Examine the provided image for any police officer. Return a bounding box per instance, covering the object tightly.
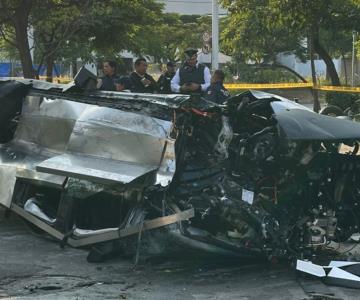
[129,58,157,93]
[97,60,119,91]
[115,76,132,92]
[205,70,230,104]
[157,62,176,94]
[171,48,211,94]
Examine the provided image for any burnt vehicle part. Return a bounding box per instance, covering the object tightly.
[168,90,360,260]
[1,80,360,262]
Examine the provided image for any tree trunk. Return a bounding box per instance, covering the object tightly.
[313,37,340,86]
[13,0,35,78]
[14,20,34,78]
[46,53,54,82]
[309,34,320,113]
[71,58,78,77]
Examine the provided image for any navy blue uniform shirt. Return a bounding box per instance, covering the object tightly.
[99,74,119,91]
[205,82,230,104]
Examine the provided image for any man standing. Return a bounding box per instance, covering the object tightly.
[97,60,119,91]
[157,62,176,94]
[205,70,230,104]
[129,58,157,93]
[171,48,211,94]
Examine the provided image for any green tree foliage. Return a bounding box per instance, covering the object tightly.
[32,0,165,80]
[0,26,19,61]
[0,0,165,79]
[221,0,360,86]
[140,14,211,63]
[86,0,163,58]
[0,0,36,78]
[32,0,91,80]
[221,0,305,64]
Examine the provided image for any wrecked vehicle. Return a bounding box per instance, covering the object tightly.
[1,74,360,263]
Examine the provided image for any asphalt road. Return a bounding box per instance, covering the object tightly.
[1,209,360,300]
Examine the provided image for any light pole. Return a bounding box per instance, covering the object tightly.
[352,31,357,87]
[212,0,219,71]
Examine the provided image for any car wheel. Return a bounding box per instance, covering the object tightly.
[320,105,344,117]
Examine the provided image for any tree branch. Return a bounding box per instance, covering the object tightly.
[256,63,308,83]
[0,26,17,47]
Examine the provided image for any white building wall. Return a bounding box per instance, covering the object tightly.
[158,0,227,15]
[277,53,341,78]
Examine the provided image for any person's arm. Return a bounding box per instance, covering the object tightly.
[201,67,211,92]
[171,69,181,93]
[145,74,157,91]
[128,73,138,92]
[96,78,103,89]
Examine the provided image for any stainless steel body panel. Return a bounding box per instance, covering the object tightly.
[37,153,157,185]
[67,106,171,165]
[0,165,17,208]
[0,90,176,206]
[14,97,87,153]
[0,143,66,207]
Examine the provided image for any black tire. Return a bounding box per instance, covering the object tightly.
[320,105,344,117]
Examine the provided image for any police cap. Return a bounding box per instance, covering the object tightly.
[184,47,198,59]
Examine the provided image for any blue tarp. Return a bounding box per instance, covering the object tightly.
[0,63,61,77]
[0,63,10,77]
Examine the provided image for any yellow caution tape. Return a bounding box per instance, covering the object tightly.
[38,76,72,84]
[314,85,360,93]
[13,76,360,93]
[224,82,313,89]
[224,82,360,93]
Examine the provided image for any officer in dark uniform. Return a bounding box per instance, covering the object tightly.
[171,48,211,94]
[157,62,176,94]
[97,60,119,91]
[129,58,157,93]
[205,69,230,104]
[115,76,132,92]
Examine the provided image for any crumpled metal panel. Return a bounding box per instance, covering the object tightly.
[37,153,158,185]
[0,143,67,207]
[0,77,74,92]
[0,84,178,206]
[156,138,177,186]
[90,90,190,109]
[16,168,66,189]
[1,78,191,109]
[38,105,176,184]
[67,106,171,165]
[14,97,87,153]
[275,109,360,141]
[0,165,17,208]
[231,89,312,113]
[0,95,81,206]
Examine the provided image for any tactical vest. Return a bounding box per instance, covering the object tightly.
[179,64,205,85]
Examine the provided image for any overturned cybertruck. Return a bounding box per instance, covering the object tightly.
[1,77,360,262]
